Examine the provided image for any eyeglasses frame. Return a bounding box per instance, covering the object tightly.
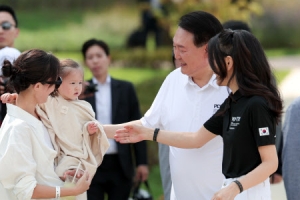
[0,21,16,31]
[43,76,62,89]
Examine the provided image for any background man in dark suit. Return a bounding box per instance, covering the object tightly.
[81,39,149,200]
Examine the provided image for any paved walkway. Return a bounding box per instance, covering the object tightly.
[270,55,300,113]
[269,55,300,200]
[269,55,300,70]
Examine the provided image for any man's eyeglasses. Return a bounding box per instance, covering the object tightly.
[43,77,62,89]
[0,22,15,31]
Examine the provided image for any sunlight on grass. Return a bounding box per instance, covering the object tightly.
[145,165,164,200]
[16,5,140,52]
[273,69,290,84]
[108,67,170,84]
[56,52,172,84]
[266,48,300,57]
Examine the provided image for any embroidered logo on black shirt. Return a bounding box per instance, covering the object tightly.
[229,116,241,130]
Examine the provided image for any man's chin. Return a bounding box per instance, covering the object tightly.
[180,66,188,74]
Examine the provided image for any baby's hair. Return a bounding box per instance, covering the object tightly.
[51,59,83,96]
[59,59,83,78]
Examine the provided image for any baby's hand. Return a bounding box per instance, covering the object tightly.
[1,93,18,104]
[87,122,98,135]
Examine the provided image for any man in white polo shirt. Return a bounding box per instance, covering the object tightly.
[105,11,228,199]
[142,11,228,200]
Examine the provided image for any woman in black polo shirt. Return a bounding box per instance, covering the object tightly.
[115,29,282,200]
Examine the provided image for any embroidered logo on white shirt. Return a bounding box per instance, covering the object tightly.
[213,104,221,114]
[259,127,269,136]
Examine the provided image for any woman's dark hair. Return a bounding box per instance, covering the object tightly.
[2,49,60,93]
[178,11,223,47]
[222,20,251,33]
[81,39,110,60]
[208,29,283,123]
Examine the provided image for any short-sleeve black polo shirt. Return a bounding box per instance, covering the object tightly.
[204,90,276,178]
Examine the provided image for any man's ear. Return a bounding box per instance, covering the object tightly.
[204,44,208,54]
[203,44,208,59]
[107,55,111,65]
[14,28,20,39]
[225,56,233,71]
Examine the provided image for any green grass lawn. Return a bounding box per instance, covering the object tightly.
[16,5,140,52]
[266,48,300,57]
[274,69,290,84]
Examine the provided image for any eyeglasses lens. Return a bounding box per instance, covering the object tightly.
[1,22,13,30]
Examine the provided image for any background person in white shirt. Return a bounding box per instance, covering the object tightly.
[0,5,19,50]
[0,47,20,93]
[0,5,21,125]
[0,49,91,200]
[103,11,229,200]
[0,47,20,69]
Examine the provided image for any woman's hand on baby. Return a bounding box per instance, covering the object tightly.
[74,170,91,195]
[1,93,18,104]
[62,169,91,195]
[61,169,84,181]
[87,122,98,135]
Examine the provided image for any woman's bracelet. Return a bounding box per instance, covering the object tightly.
[153,128,160,142]
[55,186,60,199]
[233,180,243,193]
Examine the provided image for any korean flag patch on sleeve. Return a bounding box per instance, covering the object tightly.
[259,127,270,136]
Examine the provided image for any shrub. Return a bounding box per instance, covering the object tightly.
[252,0,300,49]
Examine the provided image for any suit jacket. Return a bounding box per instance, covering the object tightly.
[84,77,147,179]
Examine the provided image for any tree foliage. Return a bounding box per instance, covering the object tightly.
[154,0,263,35]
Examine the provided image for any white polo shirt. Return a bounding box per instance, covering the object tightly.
[141,68,229,200]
